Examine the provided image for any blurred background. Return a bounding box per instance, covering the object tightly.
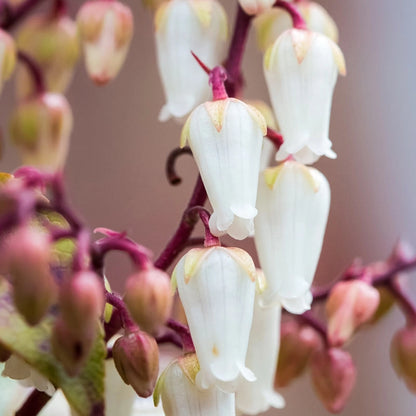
[1,0,416,414]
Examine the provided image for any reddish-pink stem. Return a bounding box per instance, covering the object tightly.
[267,127,284,150]
[273,1,307,30]
[185,206,220,247]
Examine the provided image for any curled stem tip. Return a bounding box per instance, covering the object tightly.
[184,206,220,247]
[167,318,195,353]
[166,146,193,186]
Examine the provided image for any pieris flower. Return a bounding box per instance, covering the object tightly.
[238,0,275,16]
[77,0,134,85]
[264,28,346,164]
[254,161,330,313]
[155,0,228,121]
[181,98,266,240]
[236,283,285,415]
[254,2,339,53]
[154,354,235,415]
[172,246,257,391]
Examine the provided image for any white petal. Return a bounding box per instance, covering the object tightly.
[264,29,342,164]
[239,0,275,15]
[160,361,235,416]
[175,247,256,391]
[236,300,285,414]
[188,99,264,240]
[155,0,227,122]
[254,161,330,313]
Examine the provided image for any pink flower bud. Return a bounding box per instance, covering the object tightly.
[326,280,380,347]
[15,12,79,98]
[10,93,73,172]
[124,267,173,335]
[113,330,159,397]
[1,225,57,325]
[51,317,97,376]
[390,325,416,393]
[60,271,104,332]
[77,0,134,85]
[275,321,321,388]
[310,348,357,413]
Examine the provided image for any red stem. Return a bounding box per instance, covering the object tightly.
[17,51,45,96]
[15,390,51,416]
[1,0,48,29]
[273,1,307,30]
[154,176,207,270]
[266,127,284,150]
[105,292,136,332]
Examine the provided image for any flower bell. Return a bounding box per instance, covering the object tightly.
[181,85,266,240]
[254,161,330,313]
[77,0,133,85]
[238,0,274,16]
[15,12,79,98]
[236,283,285,415]
[154,353,236,415]
[172,246,256,391]
[254,2,338,53]
[264,28,346,164]
[9,93,73,172]
[0,29,16,95]
[155,0,228,121]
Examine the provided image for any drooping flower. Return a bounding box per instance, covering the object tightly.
[238,0,275,16]
[154,353,235,415]
[254,161,330,313]
[77,0,134,85]
[264,28,346,164]
[172,246,256,391]
[254,2,338,52]
[181,98,266,240]
[15,12,79,98]
[236,278,285,415]
[9,93,73,172]
[155,0,228,121]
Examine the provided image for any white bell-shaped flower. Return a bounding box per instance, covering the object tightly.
[155,0,228,122]
[181,98,266,240]
[172,246,257,391]
[236,283,285,415]
[254,161,330,313]
[238,0,274,16]
[254,2,339,53]
[264,29,346,164]
[154,354,235,416]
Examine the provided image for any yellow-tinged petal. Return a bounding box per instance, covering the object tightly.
[104,277,113,323]
[171,266,178,292]
[291,29,315,64]
[245,99,278,131]
[0,172,13,184]
[180,115,191,148]
[263,165,284,189]
[190,0,213,29]
[178,353,200,384]
[183,247,215,283]
[153,361,170,406]
[225,247,256,282]
[154,1,171,33]
[263,41,275,71]
[330,41,346,76]
[244,102,267,136]
[204,99,229,133]
[255,269,267,294]
[254,9,284,52]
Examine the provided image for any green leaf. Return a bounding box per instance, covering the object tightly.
[0,279,105,416]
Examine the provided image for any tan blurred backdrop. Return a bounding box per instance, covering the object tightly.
[1,0,416,414]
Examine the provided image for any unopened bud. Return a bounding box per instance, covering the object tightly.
[275,321,321,387]
[370,286,395,323]
[77,0,134,85]
[113,329,159,397]
[326,280,380,347]
[10,93,73,172]
[51,316,97,376]
[60,271,104,331]
[0,29,16,94]
[124,267,173,335]
[15,12,79,99]
[1,225,57,325]
[391,325,416,393]
[310,348,357,413]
